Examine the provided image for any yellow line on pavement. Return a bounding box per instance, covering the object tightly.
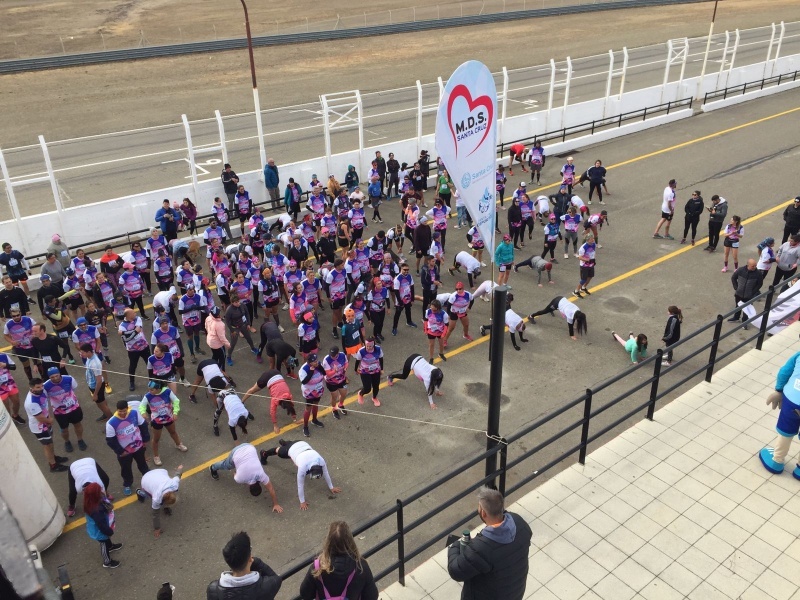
[54,102,800,534]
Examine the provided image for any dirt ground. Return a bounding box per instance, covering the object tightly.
[1,0,799,148]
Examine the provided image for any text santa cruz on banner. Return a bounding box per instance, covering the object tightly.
[435,60,498,262]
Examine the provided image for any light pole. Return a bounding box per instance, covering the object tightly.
[239,0,267,168]
[697,0,720,100]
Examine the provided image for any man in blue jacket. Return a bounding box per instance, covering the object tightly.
[447,487,532,600]
[263,158,280,210]
[155,200,181,242]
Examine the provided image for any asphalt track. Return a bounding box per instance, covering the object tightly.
[1,22,799,219]
[17,86,800,599]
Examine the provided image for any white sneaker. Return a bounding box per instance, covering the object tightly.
[482,296,490,303]
[453,225,460,229]
[481,261,487,267]
[597,244,603,248]
[564,253,569,259]
[588,200,592,205]
[278,325,286,333]
[281,303,288,311]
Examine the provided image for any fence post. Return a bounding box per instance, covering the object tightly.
[642,106,648,122]
[498,437,508,495]
[705,315,724,382]
[756,286,775,350]
[396,500,405,586]
[646,350,664,421]
[667,100,671,114]
[578,389,593,464]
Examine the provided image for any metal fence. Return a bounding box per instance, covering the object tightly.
[276,279,799,595]
[703,68,800,103]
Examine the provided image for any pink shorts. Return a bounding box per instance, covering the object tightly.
[0,382,19,400]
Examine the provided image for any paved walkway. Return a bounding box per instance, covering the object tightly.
[380,324,800,600]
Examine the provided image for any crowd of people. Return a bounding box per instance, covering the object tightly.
[2,144,799,600]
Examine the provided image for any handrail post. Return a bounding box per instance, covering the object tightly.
[756,286,775,350]
[705,315,724,382]
[578,389,593,464]
[647,350,664,421]
[498,437,508,495]
[396,499,406,586]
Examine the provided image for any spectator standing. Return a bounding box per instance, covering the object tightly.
[781,196,800,244]
[41,253,67,288]
[662,305,683,366]
[586,160,607,205]
[374,151,387,192]
[284,178,304,222]
[653,179,676,240]
[221,163,240,212]
[418,150,431,192]
[299,521,379,600]
[47,234,71,269]
[705,194,728,252]
[772,234,800,288]
[344,165,359,192]
[680,190,704,245]
[180,198,198,236]
[447,487,532,600]
[386,153,400,198]
[206,531,281,600]
[0,243,32,300]
[155,200,181,242]
[263,159,280,209]
[728,259,762,324]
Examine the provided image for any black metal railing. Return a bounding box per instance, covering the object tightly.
[497,97,693,158]
[703,69,800,104]
[278,280,800,596]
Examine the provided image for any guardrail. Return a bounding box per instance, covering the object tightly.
[498,96,693,157]
[18,94,693,270]
[703,69,800,103]
[0,0,703,73]
[276,279,799,595]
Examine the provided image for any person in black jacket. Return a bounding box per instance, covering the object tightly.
[207,531,281,600]
[681,190,704,245]
[728,259,763,323]
[507,197,524,249]
[662,305,683,366]
[386,153,400,198]
[550,185,571,223]
[447,487,532,600]
[299,521,378,600]
[782,196,800,244]
[420,255,441,319]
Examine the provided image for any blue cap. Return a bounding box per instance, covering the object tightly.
[76,317,88,325]
[40,274,51,281]
[46,367,60,377]
[307,353,318,363]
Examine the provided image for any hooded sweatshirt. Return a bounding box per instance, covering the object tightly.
[205,315,229,350]
[206,557,281,600]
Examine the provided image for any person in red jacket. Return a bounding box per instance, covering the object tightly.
[507,142,527,176]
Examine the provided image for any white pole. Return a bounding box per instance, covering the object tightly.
[39,135,67,238]
[718,30,730,76]
[500,67,508,145]
[562,56,572,110]
[766,22,776,63]
[356,91,365,177]
[0,147,28,254]
[253,88,267,168]
[320,96,333,180]
[772,21,786,77]
[618,47,628,99]
[604,49,614,119]
[437,76,444,101]
[181,115,201,205]
[663,39,673,88]
[215,110,229,166]
[547,58,556,112]
[728,28,740,73]
[697,0,718,100]
[416,80,423,154]
[678,38,688,86]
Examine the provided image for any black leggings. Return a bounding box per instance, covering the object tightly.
[683,215,700,241]
[393,303,413,329]
[129,295,147,317]
[524,217,535,239]
[541,241,557,259]
[498,189,505,207]
[127,349,151,384]
[229,327,255,356]
[118,447,149,487]
[370,309,386,338]
[589,182,603,202]
[389,354,443,397]
[264,439,299,460]
[773,266,797,288]
[509,225,523,247]
[212,347,226,370]
[68,463,110,508]
[138,272,152,293]
[359,372,381,398]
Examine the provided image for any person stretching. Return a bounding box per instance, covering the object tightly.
[529,296,587,341]
[479,293,529,351]
[611,331,648,364]
[387,354,444,409]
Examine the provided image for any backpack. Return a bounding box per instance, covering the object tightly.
[313,558,356,600]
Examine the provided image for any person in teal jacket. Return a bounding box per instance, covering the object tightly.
[612,331,648,363]
[284,179,304,221]
[495,234,515,287]
[83,482,123,568]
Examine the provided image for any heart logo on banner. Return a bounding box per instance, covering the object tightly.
[446,84,494,159]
